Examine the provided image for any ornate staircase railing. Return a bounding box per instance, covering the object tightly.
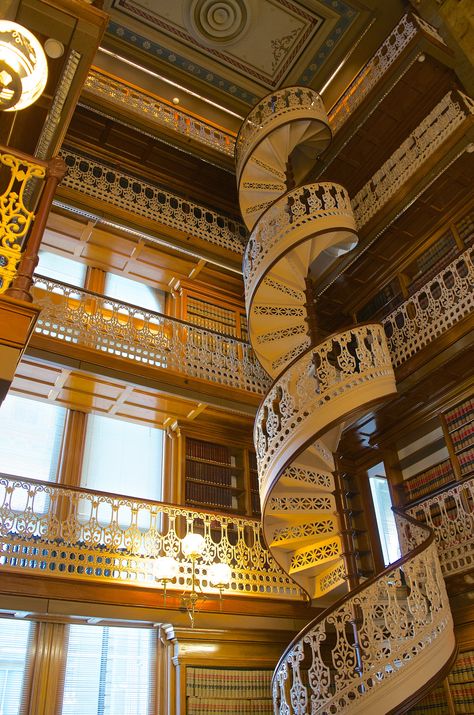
[407,475,474,578]
[272,511,455,715]
[235,86,455,712]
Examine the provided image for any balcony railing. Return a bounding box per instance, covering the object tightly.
[31,276,270,395]
[382,247,473,368]
[407,475,474,578]
[0,474,302,600]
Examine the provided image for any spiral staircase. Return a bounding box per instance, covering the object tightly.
[235,88,455,713]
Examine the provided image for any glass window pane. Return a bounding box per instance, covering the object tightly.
[62,625,154,715]
[368,468,400,565]
[0,619,33,715]
[81,414,163,502]
[104,273,164,313]
[0,395,66,482]
[37,251,86,288]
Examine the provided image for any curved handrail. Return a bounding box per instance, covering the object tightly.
[272,509,454,712]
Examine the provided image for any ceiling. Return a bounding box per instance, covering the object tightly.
[99,0,407,122]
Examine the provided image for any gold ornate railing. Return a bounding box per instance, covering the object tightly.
[407,475,474,578]
[0,474,302,600]
[382,246,473,368]
[0,146,66,300]
[273,511,454,714]
[0,148,47,293]
[31,275,270,394]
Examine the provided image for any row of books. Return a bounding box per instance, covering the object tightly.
[459,447,474,476]
[185,481,236,510]
[357,280,401,322]
[450,650,474,684]
[451,423,474,453]
[187,698,272,715]
[186,438,236,465]
[187,667,272,699]
[451,684,474,714]
[408,244,458,296]
[414,228,456,274]
[408,685,446,714]
[404,459,454,501]
[186,459,237,485]
[456,209,474,246]
[445,398,474,433]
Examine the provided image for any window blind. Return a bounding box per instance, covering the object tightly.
[368,466,400,565]
[61,624,155,715]
[37,250,86,287]
[0,618,35,715]
[0,395,66,483]
[104,273,164,314]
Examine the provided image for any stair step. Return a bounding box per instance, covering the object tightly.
[270,516,338,549]
[289,536,341,575]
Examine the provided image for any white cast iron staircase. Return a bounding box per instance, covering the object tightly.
[235,87,455,713]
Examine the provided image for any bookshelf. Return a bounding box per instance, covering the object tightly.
[444,397,474,479]
[184,438,245,512]
[407,649,474,714]
[186,666,273,715]
[400,394,474,506]
[248,451,261,518]
[354,202,473,324]
[175,282,248,340]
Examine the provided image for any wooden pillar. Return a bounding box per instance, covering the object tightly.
[26,622,67,715]
[85,266,106,294]
[165,423,183,505]
[57,409,88,487]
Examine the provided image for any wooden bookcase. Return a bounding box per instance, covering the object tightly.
[399,393,474,506]
[408,648,474,714]
[174,280,248,340]
[182,437,260,517]
[355,201,473,324]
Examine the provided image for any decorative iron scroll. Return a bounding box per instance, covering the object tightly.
[32,276,270,395]
[0,151,45,293]
[59,149,247,254]
[407,476,474,578]
[0,474,302,600]
[382,247,473,367]
[273,512,452,713]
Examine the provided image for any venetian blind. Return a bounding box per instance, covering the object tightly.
[0,395,66,482]
[37,250,86,287]
[104,272,164,313]
[0,618,35,715]
[61,624,155,715]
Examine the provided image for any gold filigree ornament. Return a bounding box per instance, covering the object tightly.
[0,151,45,293]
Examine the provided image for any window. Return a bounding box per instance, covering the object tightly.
[81,414,163,503]
[61,624,155,715]
[104,273,164,314]
[37,251,86,288]
[368,464,400,566]
[0,394,66,482]
[0,618,34,715]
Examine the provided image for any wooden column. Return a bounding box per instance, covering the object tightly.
[85,266,106,294]
[165,424,183,505]
[26,622,67,715]
[57,410,88,487]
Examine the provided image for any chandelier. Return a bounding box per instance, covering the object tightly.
[0,21,48,111]
[155,533,232,627]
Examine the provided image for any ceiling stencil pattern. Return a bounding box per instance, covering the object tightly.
[106,0,359,103]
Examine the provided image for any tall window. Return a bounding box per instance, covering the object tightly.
[0,394,66,482]
[61,624,155,715]
[0,618,34,715]
[104,272,164,313]
[81,414,163,502]
[37,250,86,288]
[368,463,400,566]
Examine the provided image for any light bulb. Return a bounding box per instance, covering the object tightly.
[209,562,231,589]
[0,21,48,111]
[182,532,205,559]
[154,556,179,582]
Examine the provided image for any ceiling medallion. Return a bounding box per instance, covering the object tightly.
[189,0,251,47]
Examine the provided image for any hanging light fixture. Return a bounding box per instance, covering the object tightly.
[0,20,48,111]
[155,532,231,627]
